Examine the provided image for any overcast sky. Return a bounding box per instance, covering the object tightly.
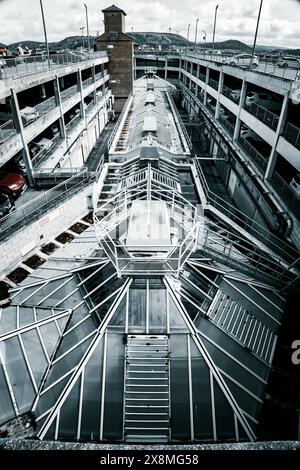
[0,0,300,48]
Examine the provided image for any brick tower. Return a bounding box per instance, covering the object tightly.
[96,5,133,113]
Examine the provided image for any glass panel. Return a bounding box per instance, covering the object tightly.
[103,333,125,440]
[128,288,146,331]
[170,334,190,440]
[56,317,97,359]
[57,317,69,334]
[58,376,80,439]
[21,329,48,386]
[38,321,60,356]
[80,340,104,440]
[149,288,167,333]
[109,296,126,327]
[0,306,17,335]
[0,337,35,413]
[213,379,236,439]
[35,307,55,321]
[190,339,213,440]
[19,307,35,328]
[45,336,95,388]
[168,294,187,330]
[0,365,15,424]
[35,375,70,418]
[63,302,90,333]
[222,377,261,420]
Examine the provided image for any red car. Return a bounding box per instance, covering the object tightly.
[0,170,27,199]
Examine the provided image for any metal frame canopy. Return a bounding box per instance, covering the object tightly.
[0,75,289,445]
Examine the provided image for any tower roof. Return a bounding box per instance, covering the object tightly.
[102,4,127,16]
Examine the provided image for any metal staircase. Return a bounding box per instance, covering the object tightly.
[124,335,171,443]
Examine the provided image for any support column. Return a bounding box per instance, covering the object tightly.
[215,71,224,120]
[265,93,289,179]
[233,79,247,141]
[91,64,97,104]
[10,89,34,186]
[77,69,86,123]
[165,57,168,80]
[195,63,200,97]
[54,76,66,139]
[203,67,209,106]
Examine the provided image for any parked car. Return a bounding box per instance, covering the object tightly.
[20,106,39,125]
[0,191,15,218]
[240,128,264,143]
[4,154,27,177]
[245,92,282,111]
[31,137,53,161]
[230,89,241,101]
[224,54,259,69]
[0,170,27,199]
[277,56,300,69]
[289,173,300,198]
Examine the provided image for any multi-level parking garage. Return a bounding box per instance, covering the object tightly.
[135,52,300,249]
[0,4,300,449]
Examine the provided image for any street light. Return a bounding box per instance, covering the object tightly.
[195,18,199,44]
[80,26,85,51]
[186,23,191,52]
[39,0,50,68]
[250,0,263,68]
[212,4,219,58]
[84,4,90,51]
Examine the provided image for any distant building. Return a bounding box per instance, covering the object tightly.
[95,4,133,113]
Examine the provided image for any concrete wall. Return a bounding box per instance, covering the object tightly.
[0,183,93,277]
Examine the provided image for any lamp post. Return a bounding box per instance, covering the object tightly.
[195,18,199,45]
[250,0,263,68]
[84,4,90,51]
[80,26,85,51]
[212,4,219,58]
[39,0,50,68]
[186,23,191,52]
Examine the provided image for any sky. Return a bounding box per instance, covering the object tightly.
[0,0,300,48]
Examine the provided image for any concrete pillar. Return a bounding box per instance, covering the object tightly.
[215,71,224,120]
[92,64,97,104]
[134,56,137,81]
[54,76,66,139]
[265,93,289,179]
[195,63,200,97]
[203,67,209,106]
[101,64,105,94]
[77,69,86,123]
[10,89,34,186]
[165,57,168,80]
[233,79,247,141]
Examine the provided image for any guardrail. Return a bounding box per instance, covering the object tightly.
[194,157,299,264]
[107,92,133,151]
[284,122,300,149]
[0,120,17,144]
[31,133,63,167]
[219,114,235,136]
[60,84,79,102]
[208,77,219,90]
[0,51,107,80]
[246,102,279,131]
[0,171,94,241]
[270,171,300,220]
[239,136,268,172]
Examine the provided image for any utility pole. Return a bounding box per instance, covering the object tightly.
[186,23,191,53]
[84,4,90,50]
[212,4,219,59]
[195,18,199,44]
[39,0,50,68]
[80,26,85,51]
[250,0,263,68]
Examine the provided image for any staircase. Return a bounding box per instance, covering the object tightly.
[124,335,170,443]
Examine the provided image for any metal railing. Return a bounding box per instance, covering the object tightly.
[208,77,219,90]
[35,96,57,116]
[0,120,17,144]
[82,76,93,88]
[270,171,300,220]
[239,136,268,172]
[65,113,82,132]
[284,122,300,149]
[0,51,107,80]
[222,85,239,103]
[31,133,63,167]
[246,102,279,131]
[194,157,300,265]
[219,114,235,136]
[60,84,79,102]
[0,171,93,241]
[107,92,133,151]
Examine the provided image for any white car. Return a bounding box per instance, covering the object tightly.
[20,106,39,125]
[277,56,300,69]
[240,128,263,143]
[224,53,259,69]
[289,174,300,198]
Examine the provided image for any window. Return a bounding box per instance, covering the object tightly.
[109,31,118,39]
